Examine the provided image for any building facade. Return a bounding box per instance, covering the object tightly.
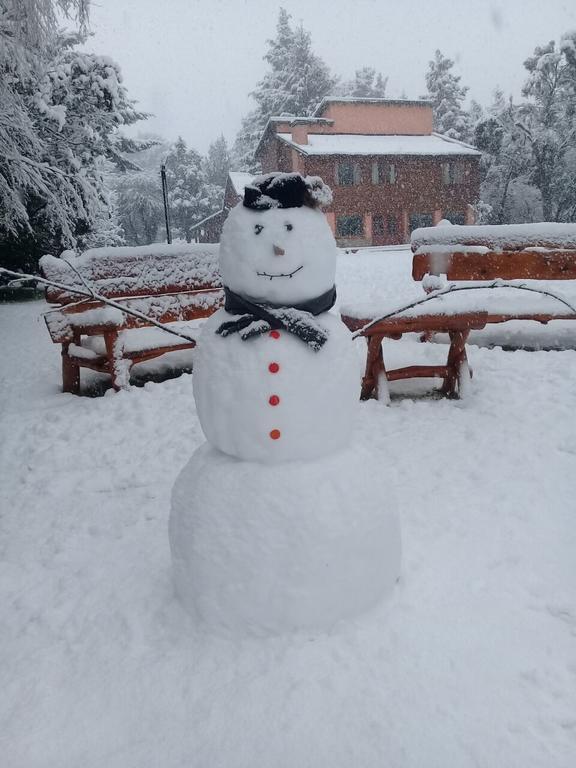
[255,98,481,247]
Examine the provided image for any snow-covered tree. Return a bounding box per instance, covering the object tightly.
[232,8,337,171]
[205,135,232,189]
[116,172,164,246]
[516,38,576,221]
[424,50,471,141]
[339,67,388,98]
[475,93,539,223]
[0,1,146,270]
[164,137,221,243]
[80,188,126,249]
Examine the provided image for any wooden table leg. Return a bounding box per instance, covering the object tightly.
[61,329,81,394]
[360,334,385,400]
[104,330,129,391]
[61,342,80,394]
[441,330,470,398]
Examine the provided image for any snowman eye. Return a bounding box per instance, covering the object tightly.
[285,223,293,231]
[254,224,263,235]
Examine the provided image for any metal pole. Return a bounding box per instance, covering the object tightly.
[160,163,172,244]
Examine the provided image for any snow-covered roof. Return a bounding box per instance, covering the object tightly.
[228,171,255,196]
[276,132,481,157]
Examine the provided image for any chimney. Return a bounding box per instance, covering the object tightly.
[291,123,308,145]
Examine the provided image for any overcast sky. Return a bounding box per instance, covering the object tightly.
[83,0,576,154]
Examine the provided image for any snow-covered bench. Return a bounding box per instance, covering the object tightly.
[341,223,576,399]
[40,244,223,393]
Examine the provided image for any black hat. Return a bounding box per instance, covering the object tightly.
[243,173,331,211]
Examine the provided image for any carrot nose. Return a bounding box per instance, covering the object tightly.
[273,244,285,256]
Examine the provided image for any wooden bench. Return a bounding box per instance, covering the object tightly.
[341,223,576,400]
[40,244,223,394]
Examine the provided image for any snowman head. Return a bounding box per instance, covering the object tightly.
[220,173,336,306]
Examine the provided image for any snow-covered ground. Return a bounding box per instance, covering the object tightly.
[1,248,576,767]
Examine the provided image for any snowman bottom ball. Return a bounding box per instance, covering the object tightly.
[169,442,401,635]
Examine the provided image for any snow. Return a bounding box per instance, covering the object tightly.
[219,204,336,305]
[82,323,198,356]
[277,132,481,156]
[411,222,576,251]
[2,245,576,766]
[170,443,400,634]
[194,310,359,462]
[44,292,223,343]
[40,243,221,303]
[228,171,254,195]
[182,197,386,631]
[342,284,576,321]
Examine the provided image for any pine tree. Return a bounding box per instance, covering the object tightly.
[339,67,388,98]
[424,50,471,141]
[164,137,221,243]
[232,9,337,172]
[205,135,232,189]
[517,38,576,220]
[116,173,165,245]
[475,92,538,223]
[80,189,126,249]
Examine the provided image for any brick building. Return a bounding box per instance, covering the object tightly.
[192,98,481,246]
[255,98,481,247]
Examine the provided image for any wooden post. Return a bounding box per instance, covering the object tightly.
[61,342,80,394]
[360,334,384,400]
[104,330,123,391]
[441,330,470,398]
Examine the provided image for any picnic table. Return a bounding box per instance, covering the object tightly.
[341,223,576,399]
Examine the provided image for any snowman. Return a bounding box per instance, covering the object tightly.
[170,173,401,635]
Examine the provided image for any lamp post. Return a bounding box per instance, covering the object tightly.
[160,163,172,244]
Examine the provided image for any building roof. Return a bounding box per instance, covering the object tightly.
[228,171,254,196]
[313,97,433,116]
[276,132,481,157]
[254,116,334,158]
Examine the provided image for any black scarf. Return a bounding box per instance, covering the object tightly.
[215,286,336,352]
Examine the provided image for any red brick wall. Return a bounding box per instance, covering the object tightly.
[258,138,292,174]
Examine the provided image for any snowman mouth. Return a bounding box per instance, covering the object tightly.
[256,265,304,281]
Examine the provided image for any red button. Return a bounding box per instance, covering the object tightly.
[270,429,281,440]
[269,395,280,406]
[270,330,280,339]
[268,362,280,373]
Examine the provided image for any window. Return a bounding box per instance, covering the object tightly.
[371,162,397,184]
[409,213,433,232]
[387,216,398,235]
[373,215,385,235]
[337,161,361,186]
[442,162,466,185]
[445,211,466,225]
[337,215,364,237]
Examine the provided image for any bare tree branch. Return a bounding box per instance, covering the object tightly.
[0,267,209,345]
